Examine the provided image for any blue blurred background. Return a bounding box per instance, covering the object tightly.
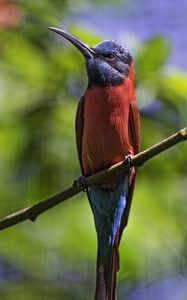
[0,0,187,299]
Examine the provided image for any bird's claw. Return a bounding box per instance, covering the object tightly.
[74,175,87,192]
[124,154,132,169]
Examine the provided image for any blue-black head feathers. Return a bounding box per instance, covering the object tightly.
[87,40,132,86]
[49,27,133,86]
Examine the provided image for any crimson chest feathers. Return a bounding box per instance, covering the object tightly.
[82,78,136,175]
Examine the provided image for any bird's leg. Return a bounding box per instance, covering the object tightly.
[74,175,87,192]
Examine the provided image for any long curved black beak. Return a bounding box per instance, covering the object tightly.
[49,27,95,59]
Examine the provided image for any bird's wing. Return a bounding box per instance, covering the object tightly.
[118,100,140,241]
[129,100,140,154]
[75,96,85,174]
[75,97,95,215]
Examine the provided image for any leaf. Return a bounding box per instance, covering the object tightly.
[160,70,187,101]
[135,36,170,80]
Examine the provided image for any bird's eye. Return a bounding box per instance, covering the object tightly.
[107,53,116,60]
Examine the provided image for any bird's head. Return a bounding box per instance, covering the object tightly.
[49,27,133,87]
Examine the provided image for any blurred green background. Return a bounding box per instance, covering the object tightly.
[0,0,187,299]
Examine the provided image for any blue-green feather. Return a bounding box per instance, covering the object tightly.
[88,174,128,256]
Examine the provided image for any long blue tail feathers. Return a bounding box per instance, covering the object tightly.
[88,174,129,299]
[88,174,129,256]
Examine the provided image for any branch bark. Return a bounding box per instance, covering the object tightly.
[0,127,186,231]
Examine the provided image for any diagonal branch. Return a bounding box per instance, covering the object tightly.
[0,127,186,231]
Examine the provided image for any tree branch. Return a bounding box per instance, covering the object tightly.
[0,127,186,231]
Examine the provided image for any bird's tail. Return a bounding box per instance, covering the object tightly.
[88,174,129,300]
[95,238,119,300]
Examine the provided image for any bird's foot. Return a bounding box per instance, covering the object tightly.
[125,154,135,185]
[74,175,87,192]
[124,154,132,169]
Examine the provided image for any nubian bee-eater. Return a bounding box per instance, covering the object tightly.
[49,27,140,300]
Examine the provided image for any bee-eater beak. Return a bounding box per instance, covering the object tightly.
[49,27,95,59]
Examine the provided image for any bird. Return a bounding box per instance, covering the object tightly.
[49,27,140,300]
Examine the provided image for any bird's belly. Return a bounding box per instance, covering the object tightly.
[82,87,133,175]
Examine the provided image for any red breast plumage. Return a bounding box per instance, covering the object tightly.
[82,69,136,176]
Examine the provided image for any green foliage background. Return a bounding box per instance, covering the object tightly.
[0,1,187,299]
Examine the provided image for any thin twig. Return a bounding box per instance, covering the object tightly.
[0,127,186,231]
